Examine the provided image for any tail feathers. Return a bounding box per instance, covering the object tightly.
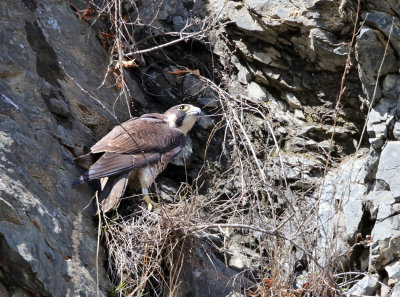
[72,152,95,187]
[71,174,89,187]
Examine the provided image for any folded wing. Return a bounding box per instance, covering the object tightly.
[91,116,184,154]
[72,115,185,185]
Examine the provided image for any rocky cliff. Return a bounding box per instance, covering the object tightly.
[0,0,400,296]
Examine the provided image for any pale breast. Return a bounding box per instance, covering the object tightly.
[137,162,168,189]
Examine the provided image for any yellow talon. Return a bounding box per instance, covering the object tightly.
[143,194,159,211]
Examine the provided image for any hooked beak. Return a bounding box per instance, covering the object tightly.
[188,106,201,116]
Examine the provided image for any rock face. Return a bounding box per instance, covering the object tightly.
[1,0,400,296]
[0,0,140,295]
[205,0,400,295]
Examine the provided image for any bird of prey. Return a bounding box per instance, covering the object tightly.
[72,104,201,213]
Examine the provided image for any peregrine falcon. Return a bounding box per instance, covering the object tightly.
[72,104,201,213]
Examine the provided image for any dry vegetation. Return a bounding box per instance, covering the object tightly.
[100,77,343,296]
[69,0,390,296]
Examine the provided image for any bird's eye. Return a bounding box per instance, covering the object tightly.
[178,105,187,111]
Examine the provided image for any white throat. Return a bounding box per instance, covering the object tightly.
[179,114,197,135]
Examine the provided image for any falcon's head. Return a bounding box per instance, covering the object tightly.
[164,104,201,134]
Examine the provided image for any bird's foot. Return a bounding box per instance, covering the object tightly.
[143,194,159,211]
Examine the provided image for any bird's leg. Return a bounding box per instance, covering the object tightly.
[142,188,159,211]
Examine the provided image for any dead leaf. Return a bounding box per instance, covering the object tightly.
[70,4,97,21]
[101,32,116,39]
[168,68,200,77]
[302,282,310,289]
[112,71,127,91]
[82,6,97,20]
[117,78,122,91]
[168,69,190,75]
[264,278,273,288]
[121,59,138,68]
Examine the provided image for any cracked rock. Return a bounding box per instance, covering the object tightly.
[318,155,369,261]
[348,275,379,296]
[393,121,400,140]
[238,66,251,84]
[363,11,400,55]
[309,28,348,70]
[382,74,400,100]
[286,92,302,109]
[376,141,400,199]
[198,113,215,130]
[392,283,400,297]
[356,26,398,100]
[171,135,193,166]
[386,261,400,286]
[48,98,69,117]
[246,82,267,102]
[367,98,397,140]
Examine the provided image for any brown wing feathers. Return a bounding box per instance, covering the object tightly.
[72,115,185,186]
[84,152,161,181]
[91,117,183,154]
